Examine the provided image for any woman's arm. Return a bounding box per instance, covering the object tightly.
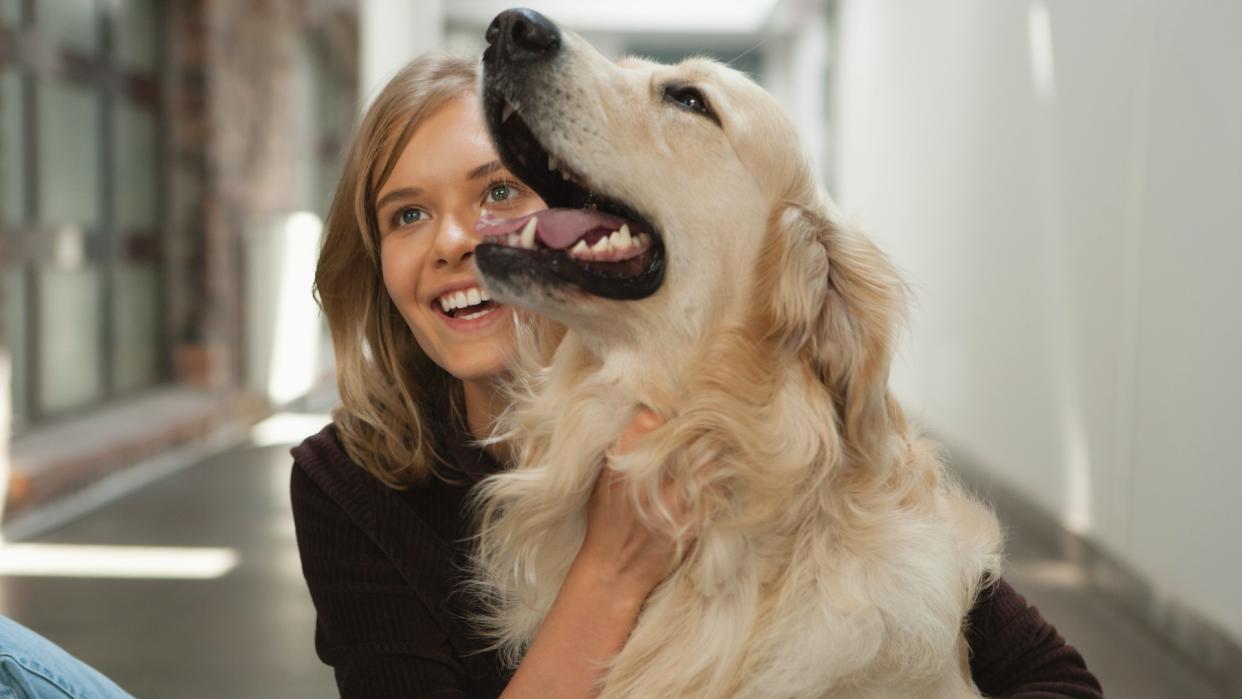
[966,578,1104,698]
[291,459,493,697]
[501,410,681,699]
[291,463,476,697]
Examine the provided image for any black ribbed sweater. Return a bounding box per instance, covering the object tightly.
[290,422,1104,698]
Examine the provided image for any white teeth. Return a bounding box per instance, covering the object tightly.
[547,154,558,171]
[502,103,516,122]
[520,217,538,250]
[507,233,520,246]
[610,227,633,251]
[636,233,651,249]
[437,286,492,313]
[591,236,611,256]
[570,240,590,258]
[560,168,571,181]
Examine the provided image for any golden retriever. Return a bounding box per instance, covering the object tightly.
[470,9,1003,698]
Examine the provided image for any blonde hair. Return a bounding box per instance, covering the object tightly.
[314,54,479,487]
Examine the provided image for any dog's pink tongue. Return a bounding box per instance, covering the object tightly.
[476,208,629,249]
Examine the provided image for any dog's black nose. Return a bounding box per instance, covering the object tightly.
[486,8,561,63]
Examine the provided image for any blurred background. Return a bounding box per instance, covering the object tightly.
[0,0,1238,697]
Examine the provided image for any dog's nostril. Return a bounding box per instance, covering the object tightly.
[491,8,561,61]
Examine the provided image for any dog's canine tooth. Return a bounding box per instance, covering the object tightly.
[560,168,571,180]
[547,154,558,172]
[609,229,628,250]
[616,224,633,249]
[520,217,538,249]
[502,103,516,122]
[571,239,590,258]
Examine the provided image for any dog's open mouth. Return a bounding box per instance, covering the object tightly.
[475,98,666,300]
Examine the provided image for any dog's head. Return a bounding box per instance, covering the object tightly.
[476,9,798,334]
[477,9,905,459]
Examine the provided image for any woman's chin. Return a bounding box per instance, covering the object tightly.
[439,332,516,384]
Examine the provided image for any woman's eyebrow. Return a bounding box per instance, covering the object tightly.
[375,186,423,212]
[466,160,503,180]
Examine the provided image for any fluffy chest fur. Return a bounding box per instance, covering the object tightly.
[472,331,1002,698]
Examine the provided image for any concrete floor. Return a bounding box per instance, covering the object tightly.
[0,422,1231,698]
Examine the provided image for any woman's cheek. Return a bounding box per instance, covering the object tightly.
[380,235,430,306]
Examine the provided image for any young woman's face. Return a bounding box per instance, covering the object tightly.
[375,95,545,382]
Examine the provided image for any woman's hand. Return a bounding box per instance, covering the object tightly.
[501,408,692,698]
[574,409,690,602]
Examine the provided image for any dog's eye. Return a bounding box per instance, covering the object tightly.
[664,85,717,122]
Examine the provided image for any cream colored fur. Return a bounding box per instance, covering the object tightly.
[473,28,1003,699]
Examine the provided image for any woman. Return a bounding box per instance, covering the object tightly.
[291,54,1103,698]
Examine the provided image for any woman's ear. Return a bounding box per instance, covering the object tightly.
[761,204,907,465]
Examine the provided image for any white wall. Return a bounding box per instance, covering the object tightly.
[833,0,1242,643]
[359,0,441,109]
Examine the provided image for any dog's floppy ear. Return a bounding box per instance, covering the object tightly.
[761,204,907,466]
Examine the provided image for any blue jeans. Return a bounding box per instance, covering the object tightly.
[0,615,133,698]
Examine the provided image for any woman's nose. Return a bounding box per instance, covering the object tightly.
[432,215,479,269]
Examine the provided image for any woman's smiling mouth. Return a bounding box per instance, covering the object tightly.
[431,282,506,331]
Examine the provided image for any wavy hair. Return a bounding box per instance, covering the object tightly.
[314,55,478,487]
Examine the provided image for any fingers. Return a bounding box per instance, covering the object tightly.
[616,408,665,455]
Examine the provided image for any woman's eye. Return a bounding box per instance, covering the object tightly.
[398,208,424,225]
[487,183,515,203]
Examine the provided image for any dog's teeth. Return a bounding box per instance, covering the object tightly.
[520,217,538,249]
[635,233,651,249]
[467,288,481,306]
[614,225,632,250]
[507,233,520,246]
[547,155,558,172]
[560,168,571,180]
[570,240,590,258]
[591,236,611,256]
[502,103,516,122]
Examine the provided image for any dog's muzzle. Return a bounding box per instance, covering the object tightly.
[475,8,667,303]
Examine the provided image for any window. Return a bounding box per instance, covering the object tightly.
[1,0,166,430]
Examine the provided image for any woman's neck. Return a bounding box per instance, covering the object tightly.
[461,377,509,460]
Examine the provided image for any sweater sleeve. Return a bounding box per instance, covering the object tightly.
[290,462,470,698]
[966,578,1104,698]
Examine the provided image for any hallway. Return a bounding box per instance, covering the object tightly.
[0,412,1228,698]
